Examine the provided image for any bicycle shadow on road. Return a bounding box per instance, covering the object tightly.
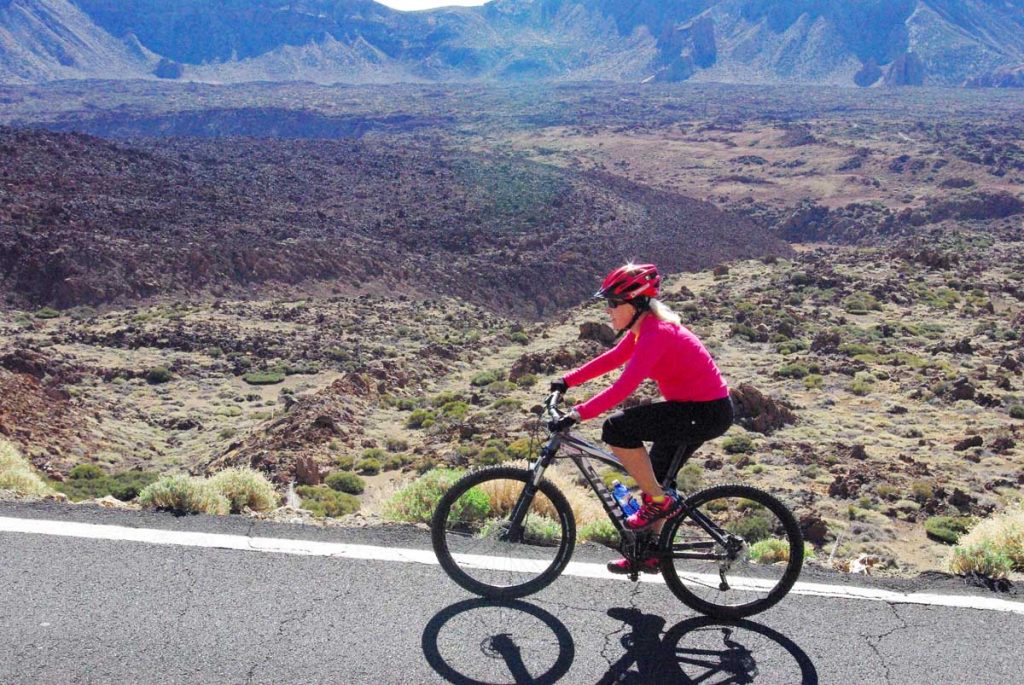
[422,597,575,685]
[598,607,819,685]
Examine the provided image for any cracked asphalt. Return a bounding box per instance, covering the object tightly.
[1,501,1021,684]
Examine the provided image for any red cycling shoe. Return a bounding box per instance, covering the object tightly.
[624,491,682,530]
[607,554,661,575]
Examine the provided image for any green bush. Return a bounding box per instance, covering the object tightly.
[406,408,437,429]
[208,468,279,513]
[722,435,755,454]
[138,475,230,515]
[386,437,409,452]
[356,458,381,475]
[296,485,360,518]
[146,367,173,384]
[56,465,159,502]
[676,463,704,494]
[243,371,286,385]
[803,374,824,390]
[515,374,538,388]
[842,293,882,314]
[777,363,810,379]
[384,468,466,524]
[0,439,54,497]
[506,437,533,460]
[949,543,1013,579]
[69,464,105,480]
[749,538,791,564]
[727,514,772,543]
[1010,405,1024,420]
[578,519,619,546]
[850,372,876,396]
[34,307,61,319]
[925,516,974,545]
[325,471,365,495]
[440,401,471,420]
[471,370,503,387]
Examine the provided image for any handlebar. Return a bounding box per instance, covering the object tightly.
[544,391,564,422]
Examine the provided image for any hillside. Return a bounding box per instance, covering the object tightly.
[0,127,787,316]
[2,0,1024,86]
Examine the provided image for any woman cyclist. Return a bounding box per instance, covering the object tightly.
[550,263,734,574]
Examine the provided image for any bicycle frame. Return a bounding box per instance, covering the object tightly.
[505,393,736,563]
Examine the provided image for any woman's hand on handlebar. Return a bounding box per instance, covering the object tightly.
[547,407,579,433]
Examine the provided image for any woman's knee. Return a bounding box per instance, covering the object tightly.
[602,413,644,449]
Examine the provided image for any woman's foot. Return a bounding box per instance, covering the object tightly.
[607,554,661,575]
[624,491,681,530]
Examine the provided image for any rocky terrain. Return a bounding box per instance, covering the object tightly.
[1,82,1022,576]
[0,126,785,316]
[3,0,1024,87]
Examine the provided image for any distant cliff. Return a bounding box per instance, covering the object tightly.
[2,0,1024,86]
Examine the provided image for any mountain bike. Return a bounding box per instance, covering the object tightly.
[430,391,803,619]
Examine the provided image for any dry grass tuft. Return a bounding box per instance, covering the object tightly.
[0,439,54,498]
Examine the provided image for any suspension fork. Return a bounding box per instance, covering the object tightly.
[504,441,557,542]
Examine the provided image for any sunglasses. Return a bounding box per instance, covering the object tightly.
[604,298,629,309]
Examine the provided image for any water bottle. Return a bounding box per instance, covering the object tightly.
[611,480,640,516]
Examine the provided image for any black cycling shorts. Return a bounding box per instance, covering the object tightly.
[601,397,734,482]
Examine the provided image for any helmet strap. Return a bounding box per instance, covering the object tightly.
[614,298,650,339]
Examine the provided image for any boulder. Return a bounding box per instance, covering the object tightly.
[729,384,797,435]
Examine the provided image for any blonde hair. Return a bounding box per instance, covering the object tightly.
[649,298,682,326]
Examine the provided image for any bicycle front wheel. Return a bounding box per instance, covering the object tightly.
[431,466,576,600]
[660,484,803,619]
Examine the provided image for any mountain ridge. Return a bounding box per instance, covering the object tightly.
[1,0,1023,86]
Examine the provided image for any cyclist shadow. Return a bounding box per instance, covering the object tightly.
[422,597,575,685]
[599,607,819,685]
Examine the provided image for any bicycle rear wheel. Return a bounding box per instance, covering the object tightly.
[660,484,803,619]
[431,466,576,600]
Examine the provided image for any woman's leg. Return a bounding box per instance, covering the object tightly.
[608,444,664,498]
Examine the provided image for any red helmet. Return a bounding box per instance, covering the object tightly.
[595,263,660,302]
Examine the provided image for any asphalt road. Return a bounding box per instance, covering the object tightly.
[1,501,1021,685]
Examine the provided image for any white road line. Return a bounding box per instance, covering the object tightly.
[3,516,1022,615]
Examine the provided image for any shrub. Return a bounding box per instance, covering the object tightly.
[910,480,934,502]
[406,408,437,429]
[749,538,791,564]
[676,463,703,494]
[296,485,360,518]
[56,465,159,502]
[950,503,1024,572]
[722,435,755,454]
[356,458,381,475]
[334,455,355,470]
[506,437,533,460]
[578,519,619,546]
[777,363,809,379]
[803,374,824,390]
[325,471,365,495]
[146,367,173,384]
[842,293,881,314]
[383,453,411,471]
[69,464,105,480]
[34,307,61,319]
[925,516,974,545]
[138,475,230,515]
[477,446,506,465]
[727,513,772,543]
[0,439,54,497]
[1010,405,1024,420]
[440,401,470,420]
[243,371,286,385]
[850,372,875,396]
[948,543,1013,579]
[208,468,279,513]
[386,437,409,452]
[471,370,503,387]
[515,374,538,388]
[384,468,466,524]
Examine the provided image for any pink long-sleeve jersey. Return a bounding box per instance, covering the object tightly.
[563,315,729,421]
